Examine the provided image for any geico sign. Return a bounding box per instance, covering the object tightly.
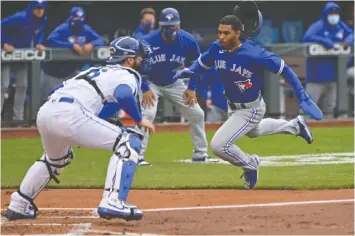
[308,44,352,56]
[2,50,46,61]
[97,48,110,60]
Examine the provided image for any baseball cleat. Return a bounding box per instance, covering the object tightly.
[4,208,36,221]
[138,158,152,166]
[241,155,260,189]
[296,115,313,144]
[191,156,210,162]
[97,198,143,221]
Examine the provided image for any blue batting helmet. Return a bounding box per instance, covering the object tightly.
[28,0,47,9]
[107,36,152,63]
[233,0,263,37]
[159,8,181,26]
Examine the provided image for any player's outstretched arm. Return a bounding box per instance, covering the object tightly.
[281,64,323,120]
[114,84,155,133]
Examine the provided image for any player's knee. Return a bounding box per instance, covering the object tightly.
[187,106,205,123]
[128,134,141,154]
[246,129,259,138]
[210,136,225,156]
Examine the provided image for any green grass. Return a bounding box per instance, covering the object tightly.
[1,127,354,190]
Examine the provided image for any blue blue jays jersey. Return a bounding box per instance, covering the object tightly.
[142,29,200,86]
[198,39,284,103]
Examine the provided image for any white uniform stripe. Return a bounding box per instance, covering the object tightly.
[277,59,285,75]
[198,56,211,70]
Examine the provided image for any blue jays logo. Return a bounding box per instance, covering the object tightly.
[68,36,86,44]
[76,11,84,17]
[336,31,344,39]
[282,21,303,43]
[165,14,174,21]
[234,79,253,92]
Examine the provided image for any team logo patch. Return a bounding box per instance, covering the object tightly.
[336,31,344,39]
[235,79,253,92]
[165,14,174,21]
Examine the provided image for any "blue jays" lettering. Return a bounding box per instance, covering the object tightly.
[150,54,186,65]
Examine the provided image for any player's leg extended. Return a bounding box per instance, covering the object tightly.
[165,80,208,160]
[5,103,75,220]
[12,63,28,121]
[210,105,265,189]
[139,83,161,165]
[1,64,11,111]
[97,132,143,221]
[246,100,313,144]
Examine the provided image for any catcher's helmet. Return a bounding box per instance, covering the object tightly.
[107,36,152,63]
[233,0,263,37]
[159,8,181,26]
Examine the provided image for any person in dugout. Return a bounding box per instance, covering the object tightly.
[41,6,104,101]
[302,2,354,118]
[1,0,47,126]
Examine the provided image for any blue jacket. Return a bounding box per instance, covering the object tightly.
[1,4,46,48]
[133,25,152,40]
[196,68,228,112]
[42,19,104,78]
[303,2,354,83]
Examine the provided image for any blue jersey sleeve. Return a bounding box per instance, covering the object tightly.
[85,26,105,47]
[1,13,21,46]
[198,42,217,70]
[34,17,46,45]
[258,48,285,75]
[114,84,142,123]
[186,39,202,90]
[46,27,73,48]
[302,22,335,49]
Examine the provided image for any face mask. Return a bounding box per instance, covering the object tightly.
[162,28,177,40]
[328,14,340,25]
[70,19,85,34]
[142,21,153,31]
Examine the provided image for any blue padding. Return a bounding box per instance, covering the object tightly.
[118,160,137,201]
[128,134,141,153]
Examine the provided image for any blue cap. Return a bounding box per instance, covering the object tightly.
[70,6,85,19]
[159,8,181,26]
[28,0,47,9]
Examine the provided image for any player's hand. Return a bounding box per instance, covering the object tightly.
[206,99,213,109]
[297,90,323,120]
[73,44,84,56]
[3,43,14,53]
[173,68,194,80]
[142,90,156,109]
[184,89,197,106]
[138,119,155,134]
[82,43,94,56]
[35,44,46,52]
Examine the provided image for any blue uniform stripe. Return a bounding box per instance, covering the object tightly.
[223,108,257,169]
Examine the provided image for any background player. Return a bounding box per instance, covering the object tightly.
[42,6,104,99]
[139,8,209,165]
[5,36,155,221]
[1,0,47,126]
[174,13,323,189]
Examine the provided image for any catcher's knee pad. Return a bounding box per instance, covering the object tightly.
[106,133,141,201]
[113,132,141,163]
[37,149,74,184]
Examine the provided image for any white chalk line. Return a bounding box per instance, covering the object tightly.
[2,199,353,235]
[1,199,353,217]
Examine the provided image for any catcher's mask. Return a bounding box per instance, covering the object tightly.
[233,0,263,38]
